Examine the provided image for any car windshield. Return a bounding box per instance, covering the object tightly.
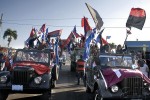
[15,50,49,64]
[99,55,134,68]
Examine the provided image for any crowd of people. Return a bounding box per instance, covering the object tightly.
[0,51,13,71]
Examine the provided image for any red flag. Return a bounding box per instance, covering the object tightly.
[81,17,92,39]
[30,28,36,37]
[102,38,108,45]
[81,17,88,27]
[126,8,146,30]
[62,32,74,49]
[40,24,46,33]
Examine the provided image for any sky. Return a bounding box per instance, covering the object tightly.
[0,0,150,49]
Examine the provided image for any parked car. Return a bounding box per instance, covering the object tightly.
[85,53,150,99]
[0,49,59,100]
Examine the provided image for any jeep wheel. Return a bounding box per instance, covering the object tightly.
[86,84,91,93]
[94,89,103,100]
[0,91,8,100]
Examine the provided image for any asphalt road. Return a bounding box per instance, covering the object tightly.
[7,62,92,100]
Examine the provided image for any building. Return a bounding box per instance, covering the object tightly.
[126,41,150,52]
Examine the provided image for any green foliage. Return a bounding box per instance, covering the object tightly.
[3,28,18,47]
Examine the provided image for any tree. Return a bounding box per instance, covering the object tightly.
[3,28,17,47]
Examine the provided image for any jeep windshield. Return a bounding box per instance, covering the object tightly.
[14,49,50,65]
[99,54,134,68]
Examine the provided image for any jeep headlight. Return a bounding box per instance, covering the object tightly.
[111,85,119,93]
[0,76,7,83]
[34,77,42,84]
[148,86,150,91]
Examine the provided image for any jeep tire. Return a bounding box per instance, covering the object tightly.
[0,91,8,100]
[94,88,104,100]
[42,91,51,100]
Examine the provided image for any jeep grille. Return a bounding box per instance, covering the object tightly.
[12,70,30,85]
[122,77,143,96]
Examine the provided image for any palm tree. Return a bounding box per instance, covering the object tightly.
[3,28,17,47]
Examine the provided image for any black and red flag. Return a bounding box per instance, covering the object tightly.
[126,8,146,30]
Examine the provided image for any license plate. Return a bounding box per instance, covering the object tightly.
[12,85,23,91]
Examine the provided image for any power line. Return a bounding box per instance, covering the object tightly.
[2,22,150,28]
[3,17,150,21]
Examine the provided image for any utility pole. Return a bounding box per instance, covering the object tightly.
[0,13,3,46]
[0,13,3,27]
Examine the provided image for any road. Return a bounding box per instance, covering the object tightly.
[7,62,92,100]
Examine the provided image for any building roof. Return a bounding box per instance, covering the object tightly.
[126,41,150,47]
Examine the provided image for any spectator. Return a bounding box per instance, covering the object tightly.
[116,44,127,54]
[0,53,5,71]
[137,59,149,77]
[100,44,111,53]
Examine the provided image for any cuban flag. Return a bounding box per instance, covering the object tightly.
[48,30,62,37]
[95,28,108,45]
[106,36,111,40]
[54,37,59,65]
[83,28,96,61]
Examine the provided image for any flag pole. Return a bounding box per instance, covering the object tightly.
[123,30,129,50]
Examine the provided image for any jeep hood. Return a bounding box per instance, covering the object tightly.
[12,62,50,75]
[102,68,150,87]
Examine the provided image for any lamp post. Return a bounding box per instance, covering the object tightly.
[143,44,146,59]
